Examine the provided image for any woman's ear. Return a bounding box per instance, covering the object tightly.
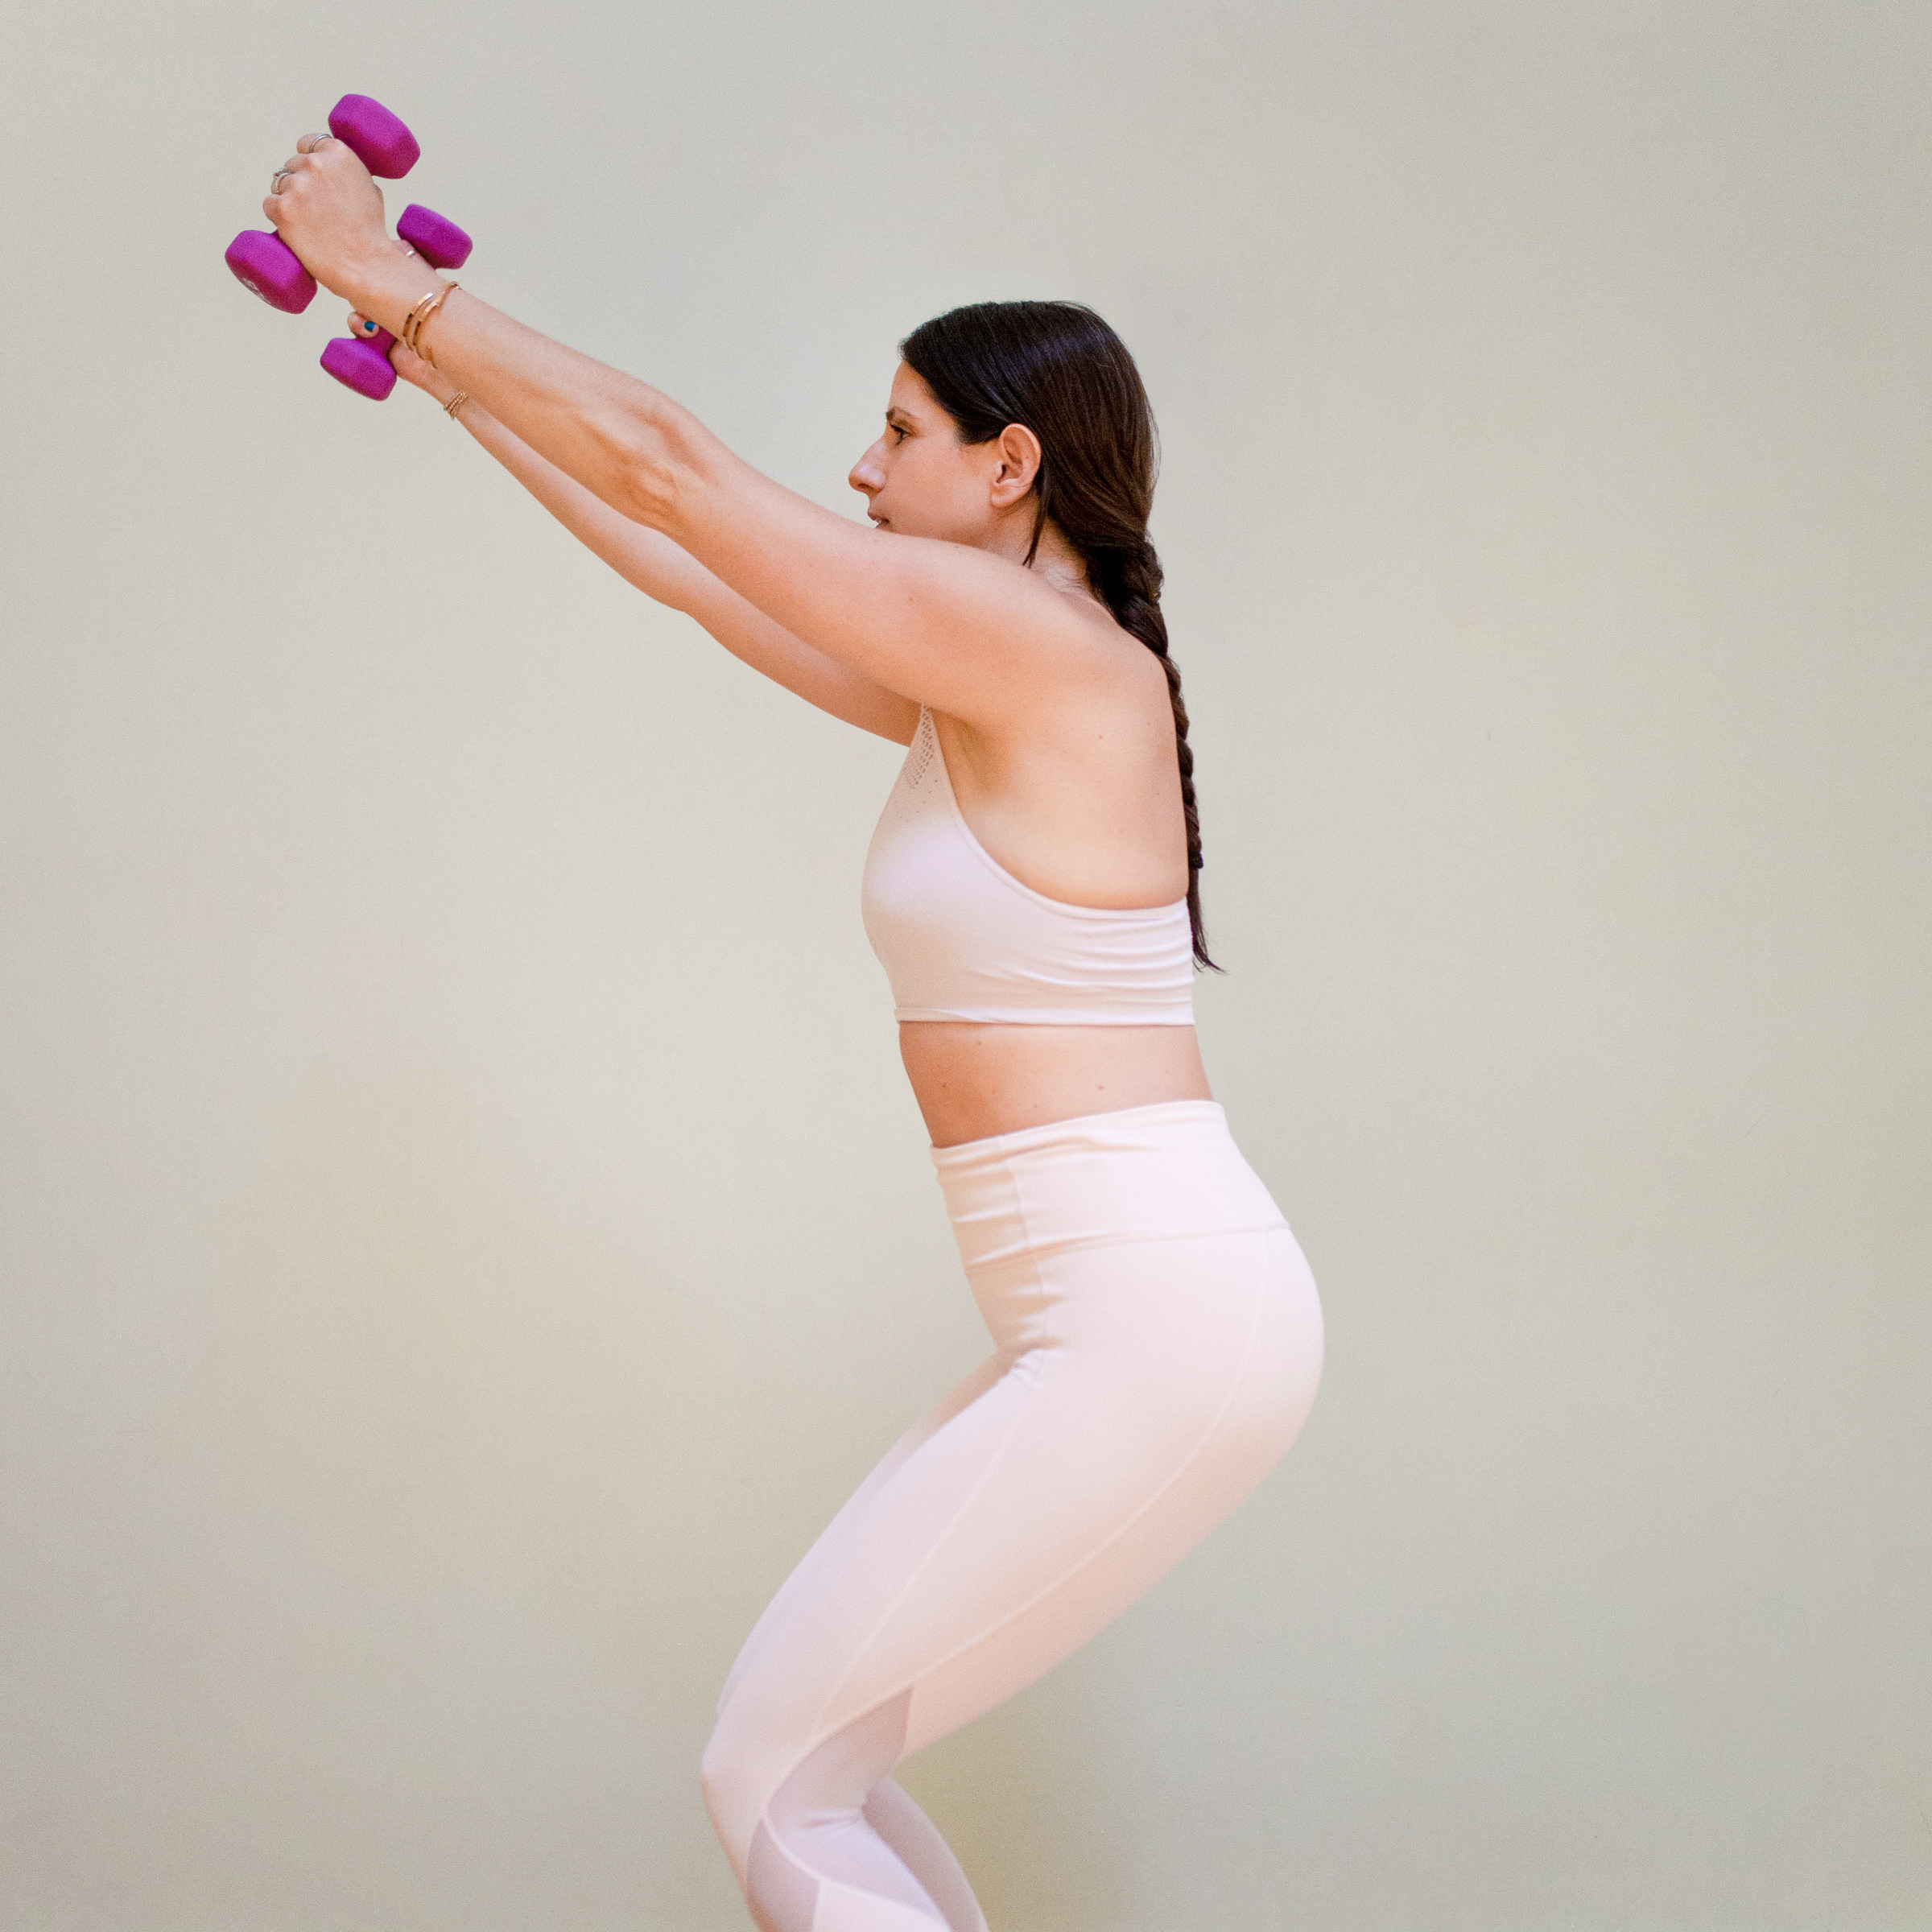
[989,423,1043,508]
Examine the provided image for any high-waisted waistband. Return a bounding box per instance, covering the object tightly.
[929,1099,1290,1273]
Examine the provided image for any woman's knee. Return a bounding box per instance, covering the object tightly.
[699,1714,762,1872]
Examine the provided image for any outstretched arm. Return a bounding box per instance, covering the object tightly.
[262,138,1123,732]
[360,307,918,744]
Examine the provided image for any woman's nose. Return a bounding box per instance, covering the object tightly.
[848,441,886,496]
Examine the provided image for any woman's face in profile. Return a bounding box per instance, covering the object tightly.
[848,362,993,547]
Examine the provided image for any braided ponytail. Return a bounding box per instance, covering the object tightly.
[901,301,1220,971]
[1082,540,1213,968]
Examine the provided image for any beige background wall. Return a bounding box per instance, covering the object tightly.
[2,2,1927,1927]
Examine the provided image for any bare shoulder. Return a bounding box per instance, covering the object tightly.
[1007,595,1178,763]
[939,607,1183,852]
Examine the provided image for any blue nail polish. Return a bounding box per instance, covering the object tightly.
[362,318,378,332]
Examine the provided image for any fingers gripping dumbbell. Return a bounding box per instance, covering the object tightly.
[318,196,471,401]
[224,93,473,402]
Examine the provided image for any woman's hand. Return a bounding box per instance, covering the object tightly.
[261,131,391,299]
[333,239,459,406]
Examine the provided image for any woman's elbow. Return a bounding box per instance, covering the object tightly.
[619,467,680,531]
[606,432,682,530]
[607,392,708,530]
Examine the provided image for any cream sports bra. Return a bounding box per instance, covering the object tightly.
[860,707,1195,1026]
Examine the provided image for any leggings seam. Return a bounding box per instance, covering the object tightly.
[758,1811,824,1897]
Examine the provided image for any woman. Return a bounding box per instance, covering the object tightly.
[263,126,1323,1931]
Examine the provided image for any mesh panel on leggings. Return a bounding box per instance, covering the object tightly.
[745,1690,949,1931]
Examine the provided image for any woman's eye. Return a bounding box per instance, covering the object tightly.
[890,425,907,443]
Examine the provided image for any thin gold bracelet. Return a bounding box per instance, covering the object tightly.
[444,390,470,422]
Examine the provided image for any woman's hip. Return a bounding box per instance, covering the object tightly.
[930,1096,1318,1354]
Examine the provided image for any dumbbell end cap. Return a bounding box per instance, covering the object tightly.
[328,93,420,179]
[397,204,474,271]
[320,334,399,400]
[225,229,316,313]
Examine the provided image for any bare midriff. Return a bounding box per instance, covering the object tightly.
[902,1021,1213,1150]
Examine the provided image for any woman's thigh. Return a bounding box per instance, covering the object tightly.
[709,1225,1321,1814]
[712,1348,1009,1724]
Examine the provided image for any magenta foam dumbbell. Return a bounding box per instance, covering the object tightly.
[224,93,473,402]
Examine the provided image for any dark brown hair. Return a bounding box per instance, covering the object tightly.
[898,300,1218,972]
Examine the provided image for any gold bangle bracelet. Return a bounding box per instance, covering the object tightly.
[398,287,440,357]
[444,390,470,422]
[410,281,460,368]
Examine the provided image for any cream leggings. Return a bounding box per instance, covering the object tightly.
[701,1100,1324,1930]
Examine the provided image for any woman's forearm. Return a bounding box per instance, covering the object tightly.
[344,247,711,532]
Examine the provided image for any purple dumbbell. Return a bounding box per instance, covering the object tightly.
[225,93,473,402]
